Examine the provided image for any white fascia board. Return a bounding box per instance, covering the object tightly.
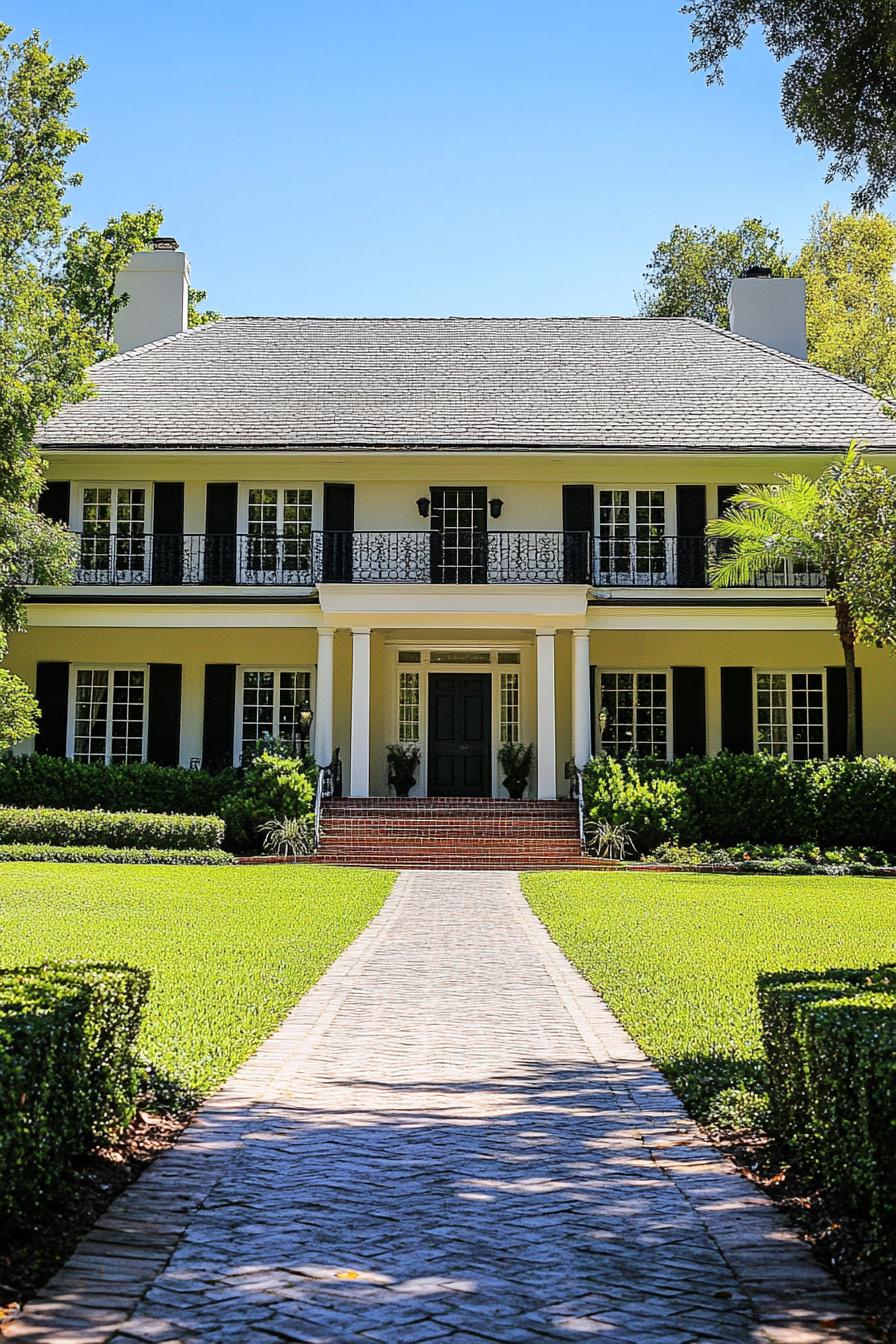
[316,582,591,620]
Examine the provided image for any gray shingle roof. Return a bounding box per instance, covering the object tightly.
[38,315,896,451]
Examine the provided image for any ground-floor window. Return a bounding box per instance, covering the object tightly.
[398,671,421,743]
[72,666,146,763]
[755,671,825,760]
[599,671,669,758]
[499,671,520,743]
[239,669,312,760]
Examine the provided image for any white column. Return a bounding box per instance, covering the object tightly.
[315,628,335,767]
[536,630,557,800]
[349,627,371,797]
[572,630,592,768]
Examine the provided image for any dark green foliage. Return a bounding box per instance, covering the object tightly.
[0,962,148,1222]
[220,752,315,851]
[583,752,896,855]
[0,754,240,815]
[498,742,534,800]
[0,807,224,851]
[758,966,896,1240]
[649,839,891,876]
[0,845,235,865]
[583,755,696,853]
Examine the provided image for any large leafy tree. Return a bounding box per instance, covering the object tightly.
[708,445,896,757]
[685,0,896,209]
[636,218,788,325]
[0,23,215,746]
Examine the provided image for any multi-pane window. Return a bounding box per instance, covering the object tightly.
[599,671,668,758]
[597,490,666,582]
[246,488,312,579]
[432,488,487,583]
[80,487,147,577]
[756,672,825,760]
[499,672,520,744]
[240,669,312,759]
[398,672,420,743]
[73,668,145,764]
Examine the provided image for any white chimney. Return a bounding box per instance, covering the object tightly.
[727,269,807,360]
[112,237,190,353]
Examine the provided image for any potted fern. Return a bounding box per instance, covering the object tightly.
[498,741,533,799]
[386,743,420,798]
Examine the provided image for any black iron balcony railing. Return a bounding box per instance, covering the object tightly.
[34,531,826,589]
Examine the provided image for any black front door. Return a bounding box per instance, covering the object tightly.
[427,673,491,796]
[430,487,488,583]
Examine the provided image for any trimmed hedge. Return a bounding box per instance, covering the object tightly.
[0,962,149,1221]
[584,752,896,854]
[0,754,240,815]
[0,845,235,865]
[758,966,896,1241]
[0,807,225,851]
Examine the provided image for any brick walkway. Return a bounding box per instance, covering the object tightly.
[11,872,871,1344]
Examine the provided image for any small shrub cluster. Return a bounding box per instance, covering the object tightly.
[0,962,149,1223]
[648,840,891,876]
[758,966,896,1243]
[584,752,896,855]
[0,845,235,865]
[0,807,225,851]
[221,752,316,851]
[0,754,240,815]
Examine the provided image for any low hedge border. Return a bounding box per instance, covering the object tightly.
[0,845,236,865]
[0,962,149,1222]
[0,754,239,815]
[0,807,225,851]
[758,965,896,1242]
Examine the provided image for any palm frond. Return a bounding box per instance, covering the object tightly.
[708,474,822,588]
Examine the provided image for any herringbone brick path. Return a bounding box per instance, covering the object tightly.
[10,872,870,1343]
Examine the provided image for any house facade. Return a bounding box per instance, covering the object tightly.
[8,241,896,799]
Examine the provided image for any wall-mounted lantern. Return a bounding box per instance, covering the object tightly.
[489,497,504,519]
[298,699,314,753]
[597,704,609,738]
[416,496,430,518]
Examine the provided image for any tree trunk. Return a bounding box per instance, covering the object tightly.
[835,600,858,758]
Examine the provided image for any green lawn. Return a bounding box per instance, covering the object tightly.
[523,871,896,1119]
[0,863,393,1098]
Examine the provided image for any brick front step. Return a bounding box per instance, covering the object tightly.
[316,796,585,867]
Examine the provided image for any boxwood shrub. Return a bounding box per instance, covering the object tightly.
[0,844,235,865]
[0,962,149,1222]
[0,754,240,815]
[758,966,896,1241]
[0,807,225,851]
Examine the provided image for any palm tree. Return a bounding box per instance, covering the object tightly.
[708,457,863,753]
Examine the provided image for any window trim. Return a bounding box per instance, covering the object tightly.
[753,668,827,761]
[75,483,153,579]
[234,665,316,764]
[596,667,673,761]
[67,663,149,764]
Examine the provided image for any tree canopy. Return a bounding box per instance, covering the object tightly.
[685,0,896,209]
[636,218,788,326]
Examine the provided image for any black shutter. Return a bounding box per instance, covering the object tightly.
[672,667,706,757]
[714,486,739,564]
[152,483,185,584]
[38,481,71,525]
[322,483,354,582]
[147,664,182,765]
[562,485,594,583]
[826,665,864,757]
[202,664,237,770]
[589,664,596,756]
[721,667,753,753]
[204,484,238,584]
[34,662,69,757]
[676,486,707,587]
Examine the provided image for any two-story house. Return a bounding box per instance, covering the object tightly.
[8,239,896,802]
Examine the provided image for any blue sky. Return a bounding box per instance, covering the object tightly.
[7,1,872,317]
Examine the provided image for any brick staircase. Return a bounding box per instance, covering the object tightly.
[313,797,593,869]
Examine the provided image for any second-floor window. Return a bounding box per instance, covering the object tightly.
[246,488,312,578]
[597,489,666,583]
[80,486,147,576]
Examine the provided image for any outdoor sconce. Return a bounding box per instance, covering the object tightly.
[298,699,314,748]
[489,498,504,519]
[598,705,609,736]
[416,496,430,518]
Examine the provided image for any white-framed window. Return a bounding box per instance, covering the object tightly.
[599,671,669,758]
[755,671,825,760]
[499,672,520,744]
[70,666,147,764]
[238,668,313,761]
[398,672,420,743]
[79,486,149,577]
[244,487,313,579]
[597,489,668,583]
